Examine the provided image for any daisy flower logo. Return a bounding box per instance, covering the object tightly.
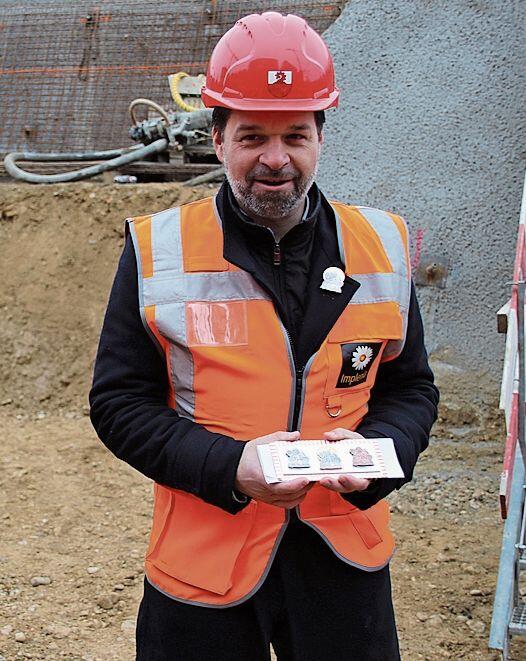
[352,345,373,371]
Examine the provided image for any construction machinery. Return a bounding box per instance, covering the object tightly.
[3,73,222,185]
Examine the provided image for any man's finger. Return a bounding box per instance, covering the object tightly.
[319,478,346,492]
[272,478,310,495]
[324,428,364,441]
[337,475,370,491]
[272,430,300,441]
[319,475,371,493]
[256,430,300,445]
[271,488,309,502]
[272,496,307,509]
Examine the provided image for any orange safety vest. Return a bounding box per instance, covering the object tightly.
[128,195,411,607]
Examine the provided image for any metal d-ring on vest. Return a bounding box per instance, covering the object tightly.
[326,403,342,418]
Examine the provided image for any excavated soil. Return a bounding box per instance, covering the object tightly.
[1,182,525,660]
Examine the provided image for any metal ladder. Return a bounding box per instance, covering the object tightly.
[490,173,526,658]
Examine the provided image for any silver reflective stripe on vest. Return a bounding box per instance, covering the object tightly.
[129,205,270,421]
[332,206,411,361]
[357,207,408,280]
[167,314,195,420]
[357,207,410,360]
[349,272,408,305]
[151,206,184,274]
[128,218,165,357]
[143,271,269,306]
[141,204,269,306]
[128,208,196,420]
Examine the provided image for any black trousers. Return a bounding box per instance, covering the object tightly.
[136,517,400,661]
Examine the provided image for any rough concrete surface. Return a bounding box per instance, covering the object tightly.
[319,0,526,387]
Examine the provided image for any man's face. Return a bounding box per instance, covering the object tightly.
[212,110,322,221]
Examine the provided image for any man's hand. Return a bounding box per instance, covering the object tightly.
[319,427,373,494]
[235,431,313,509]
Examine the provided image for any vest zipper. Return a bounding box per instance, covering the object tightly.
[282,327,304,432]
[292,366,304,431]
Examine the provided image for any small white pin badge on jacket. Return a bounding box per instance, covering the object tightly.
[320,267,345,293]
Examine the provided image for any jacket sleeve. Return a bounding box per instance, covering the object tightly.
[342,282,439,510]
[89,234,248,514]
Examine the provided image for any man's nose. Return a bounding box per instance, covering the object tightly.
[258,138,290,171]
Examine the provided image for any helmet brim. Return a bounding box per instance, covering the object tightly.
[201,88,339,112]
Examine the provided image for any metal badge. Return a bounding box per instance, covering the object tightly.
[317,449,342,470]
[286,448,310,469]
[350,447,374,467]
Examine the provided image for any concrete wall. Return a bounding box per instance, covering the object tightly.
[318,0,526,388]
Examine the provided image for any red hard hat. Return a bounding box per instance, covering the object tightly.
[201,12,339,111]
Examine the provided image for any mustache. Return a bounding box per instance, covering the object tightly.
[247,167,299,182]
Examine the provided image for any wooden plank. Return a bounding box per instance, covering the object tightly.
[499,471,509,519]
[121,161,218,176]
[497,299,511,334]
[499,392,519,519]
[500,307,518,422]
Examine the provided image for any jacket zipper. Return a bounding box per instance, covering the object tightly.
[270,238,303,432]
[283,326,304,432]
[271,238,309,523]
[273,242,281,266]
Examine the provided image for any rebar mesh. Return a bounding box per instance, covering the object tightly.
[0,1,346,155]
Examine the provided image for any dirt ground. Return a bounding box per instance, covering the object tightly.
[1,183,525,660]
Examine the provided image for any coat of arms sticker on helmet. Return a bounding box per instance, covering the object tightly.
[267,70,292,97]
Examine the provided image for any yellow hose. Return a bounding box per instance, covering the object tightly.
[169,72,206,112]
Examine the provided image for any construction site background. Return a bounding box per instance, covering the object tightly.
[0,181,522,660]
[1,0,526,659]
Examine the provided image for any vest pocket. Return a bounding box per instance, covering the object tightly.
[323,305,403,401]
[348,509,383,549]
[147,491,256,595]
[323,339,388,400]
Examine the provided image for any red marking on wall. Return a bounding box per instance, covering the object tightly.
[411,227,425,273]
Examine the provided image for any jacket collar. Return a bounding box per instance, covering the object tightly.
[216,181,360,368]
[295,195,360,366]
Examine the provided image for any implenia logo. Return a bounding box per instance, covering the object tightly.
[336,342,382,388]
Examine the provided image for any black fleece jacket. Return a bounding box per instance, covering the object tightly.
[89,182,438,514]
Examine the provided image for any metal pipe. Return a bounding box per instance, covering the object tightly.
[489,447,526,654]
[183,165,225,187]
[3,139,168,183]
[129,98,171,127]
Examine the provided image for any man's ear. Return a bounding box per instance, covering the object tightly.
[212,126,224,163]
[317,129,324,157]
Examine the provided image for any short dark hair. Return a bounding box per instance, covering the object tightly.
[211,107,326,138]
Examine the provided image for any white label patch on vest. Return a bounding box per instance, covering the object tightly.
[336,342,382,388]
[186,301,248,347]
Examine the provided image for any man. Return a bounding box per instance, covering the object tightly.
[90,11,438,661]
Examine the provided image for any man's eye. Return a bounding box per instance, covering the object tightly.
[287,134,307,140]
[240,134,261,142]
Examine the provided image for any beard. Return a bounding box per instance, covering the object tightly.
[223,156,317,220]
